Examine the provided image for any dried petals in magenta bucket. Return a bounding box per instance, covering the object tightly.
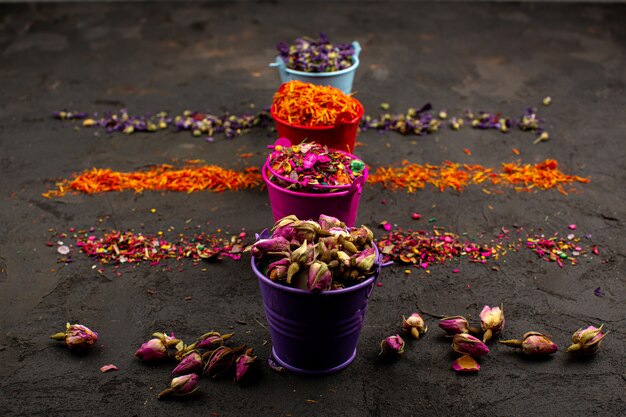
[266,138,367,192]
[270,35,361,94]
[263,139,367,227]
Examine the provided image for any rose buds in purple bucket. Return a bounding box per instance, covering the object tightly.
[50,322,98,351]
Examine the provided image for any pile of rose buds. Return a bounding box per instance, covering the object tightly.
[375,306,609,374]
[134,330,257,400]
[247,214,377,292]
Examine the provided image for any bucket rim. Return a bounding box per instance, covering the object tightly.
[276,52,360,79]
[262,162,367,198]
[276,41,361,78]
[270,97,364,131]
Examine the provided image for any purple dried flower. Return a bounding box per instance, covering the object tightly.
[452,333,490,358]
[379,335,405,358]
[158,374,200,399]
[500,332,558,356]
[235,348,257,383]
[278,34,355,73]
[438,316,470,336]
[567,325,608,355]
[135,338,168,361]
[50,322,98,351]
[195,331,234,350]
[203,346,238,378]
[307,261,332,292]
[267,258,291,282]
[248,236,291,258]
[172,352,203,376]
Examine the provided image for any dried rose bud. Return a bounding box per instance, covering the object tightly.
[402,312,428,340]
[350,226,372,247]
[479,305,505,342]
[500,332,558,356]
[438,316,470,336]
[196,331,234,350]
[267,258,290,281]
[567,325,608,355]
[271,225,297,242]
[308,261,332,292]
[339,235,358,254]
[336,250,351,268]
[293,221,325,241]
[249,237,291,258]
[290,240,312,265]
[318,214,345,231]
[50,322,98,351]
[327,227,351,238]
[451,355,480,373]
[452,333,490,358]
[172,352,202,376]
[271,215,299,230]
[158,374,200,399]
[235,348,257,383]
[354,246,377,272]
[379,335,405,358]
[203,346,241,378]
[135,338,168,361]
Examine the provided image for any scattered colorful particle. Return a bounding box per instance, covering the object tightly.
[43,164,262,198]
[368,159,589,194]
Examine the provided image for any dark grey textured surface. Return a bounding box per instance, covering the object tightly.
[0,1,625,416]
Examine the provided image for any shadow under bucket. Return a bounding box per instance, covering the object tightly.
[252,246,380,375]
[262,161,367,227]
[269,41,361,95]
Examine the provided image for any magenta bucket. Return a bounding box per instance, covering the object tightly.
[262,163,367,228]
[252,247,381,375]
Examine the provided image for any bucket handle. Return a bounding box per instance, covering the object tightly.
[348,174,365,196]
[267,137,293,150]
[351,41,361,59]
[366,252,391,299]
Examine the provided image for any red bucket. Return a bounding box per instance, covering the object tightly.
[270,99,364,153]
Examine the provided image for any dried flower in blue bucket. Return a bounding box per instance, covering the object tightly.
[246,214,377,292]
[277,33,355,73]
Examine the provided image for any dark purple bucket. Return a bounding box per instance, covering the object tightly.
[252,247,381,375]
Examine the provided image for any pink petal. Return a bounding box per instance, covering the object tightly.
[451,355,480,373]
[100,364,118,373]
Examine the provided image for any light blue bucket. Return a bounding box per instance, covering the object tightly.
[269,41,361,94]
